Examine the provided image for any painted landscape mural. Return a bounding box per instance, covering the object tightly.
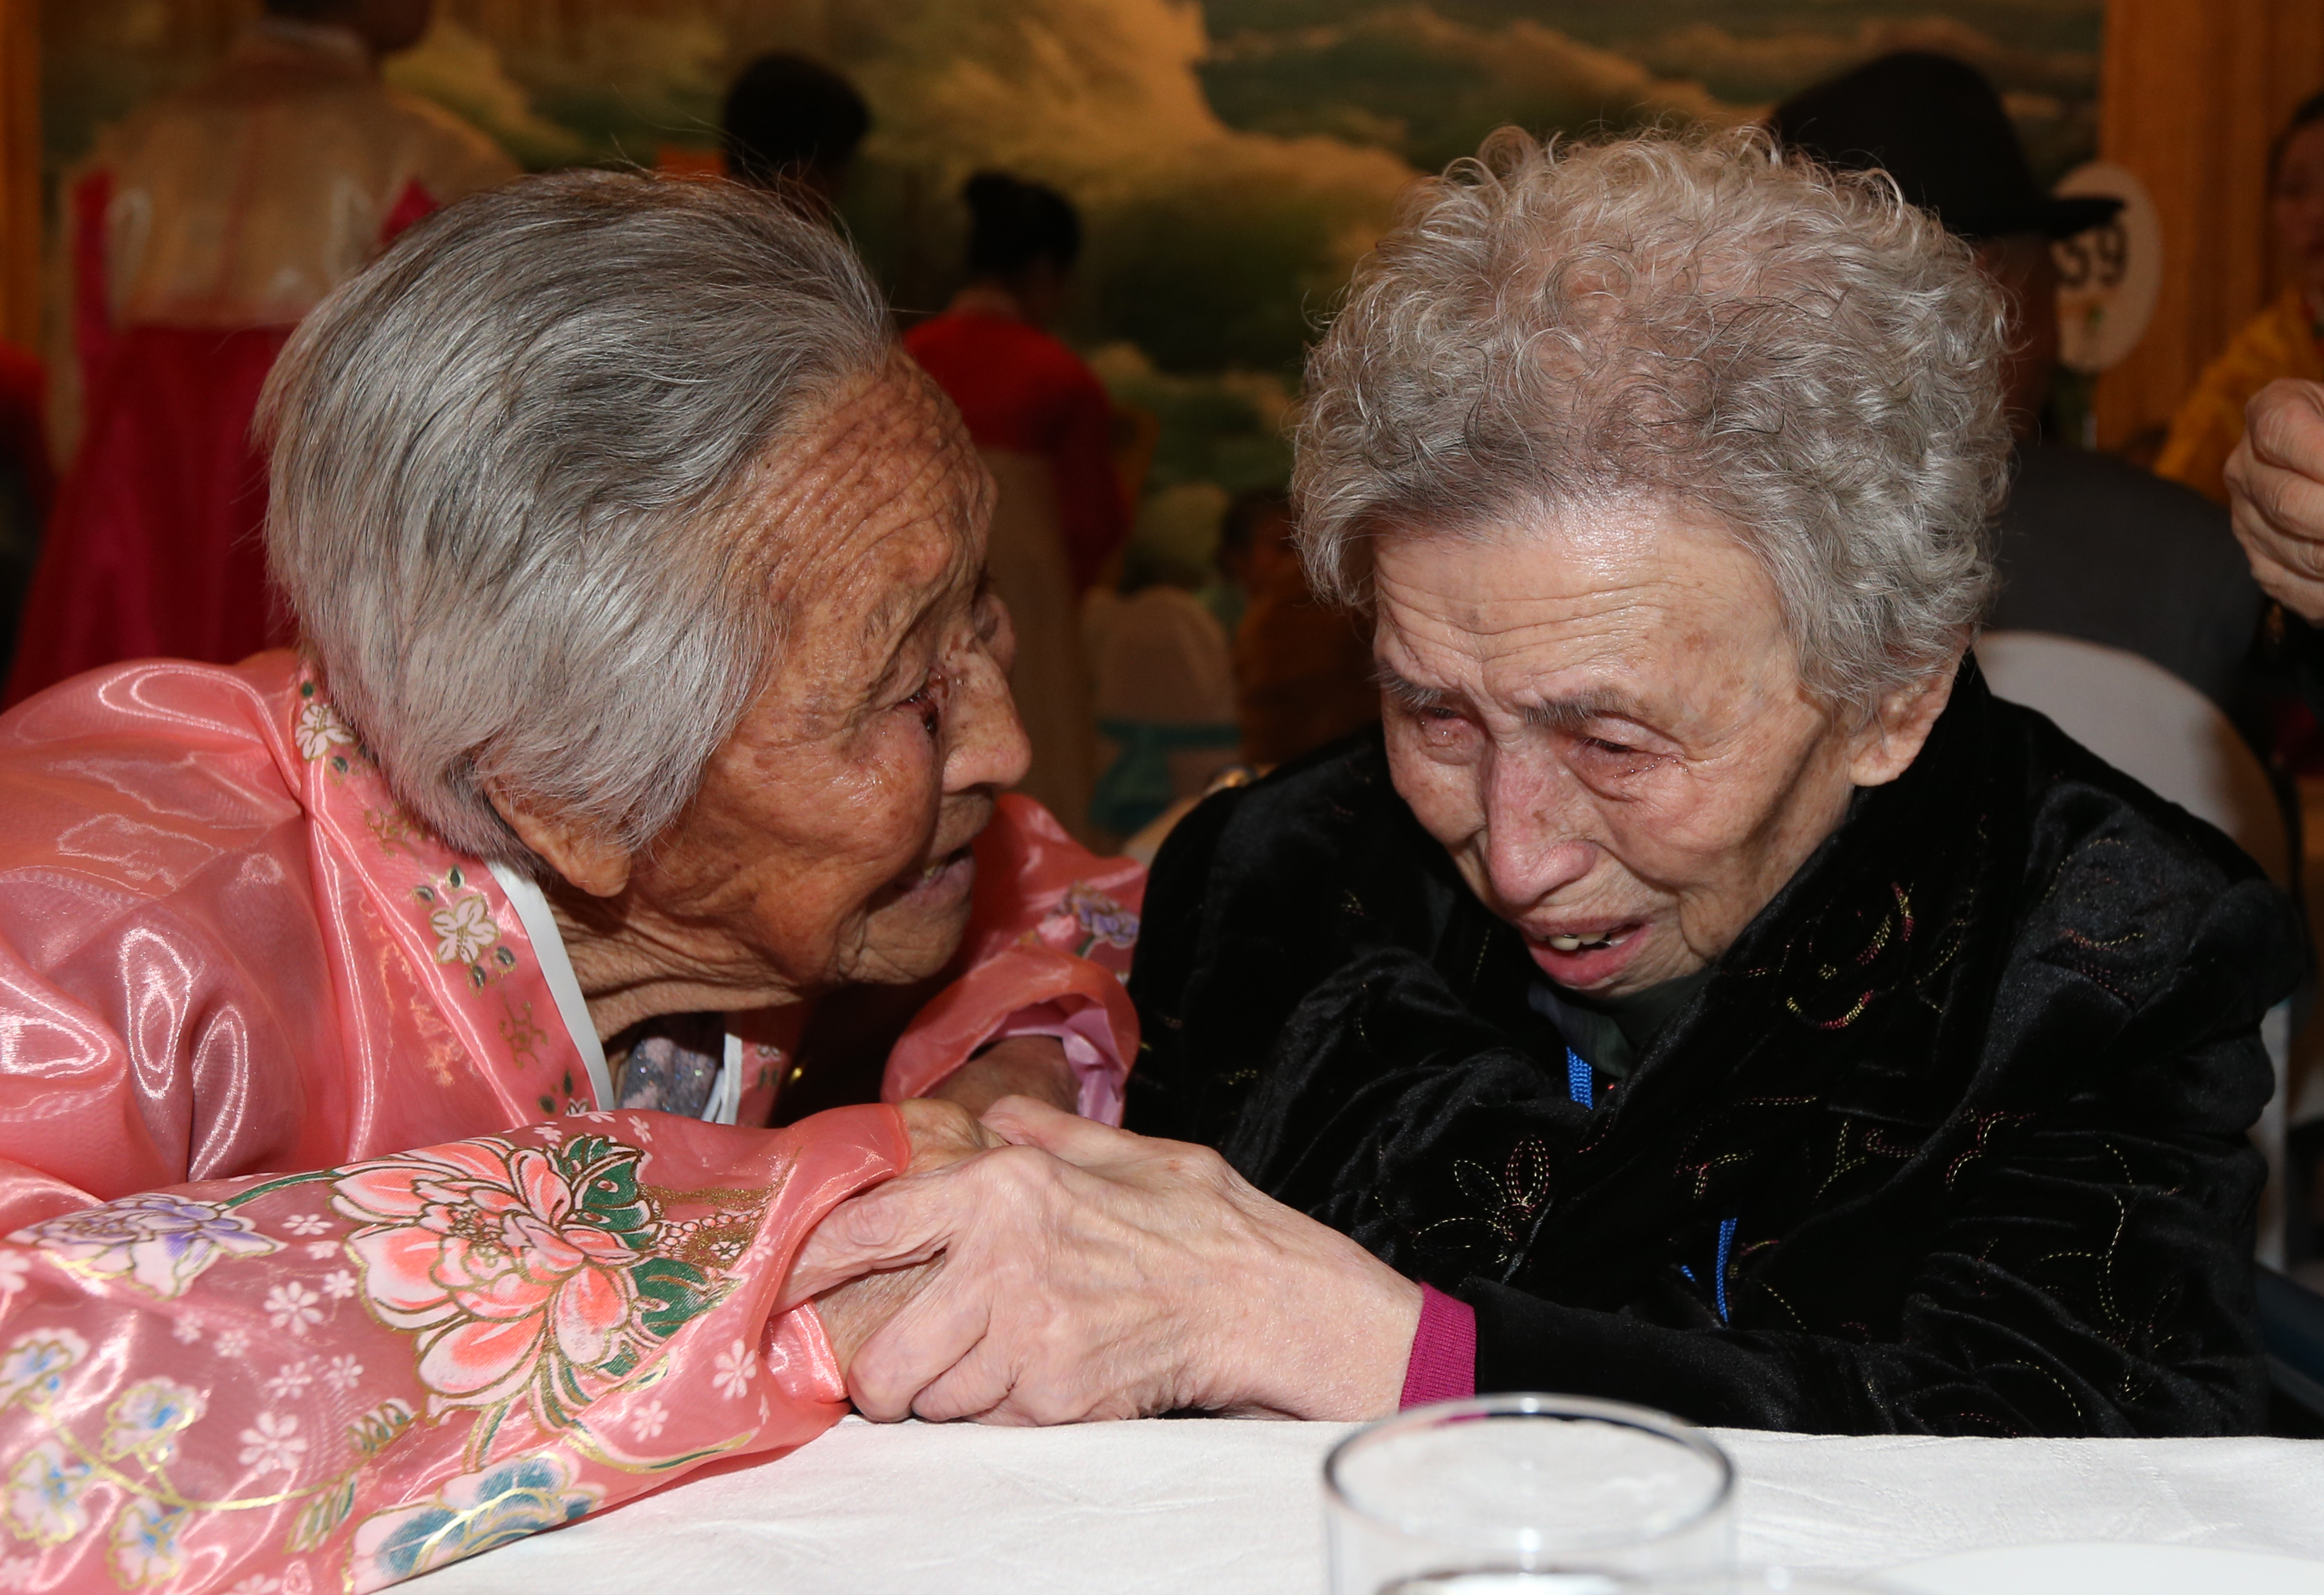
[40,0,2105,497]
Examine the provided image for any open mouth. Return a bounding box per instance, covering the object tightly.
[1543,930,1617,953]
[1524,920,1648,988]
[896,843,975,902]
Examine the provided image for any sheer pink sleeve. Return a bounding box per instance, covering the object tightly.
[882,794,1146,1120]
[0,1104,906,1592]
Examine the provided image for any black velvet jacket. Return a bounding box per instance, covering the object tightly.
[1125,663,2304,1435]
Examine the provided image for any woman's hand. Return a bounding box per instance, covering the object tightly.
[2229,379,2324,623]
[808,1098,1002,1365]
[782,1097,1423,1424]
[927,1035,1078,1116]
[896,1095,1005,1174]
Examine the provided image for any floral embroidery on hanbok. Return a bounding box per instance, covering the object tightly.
[239,1412,309,1475]
[102,1379,203,1464]
[291,675,579,1115]
[411,871,513,983]
[350,1453,598,1586]
[0,1330,86,1405]
[710,1339,757,1401]
[108,1496,186,1585]
[427,894,499,966]
[292,697,356,763]
[11,1195,280,1297]
[1023,881,1140,969]
[328,1133,756,1444]
[1060,882,1139,953]
[5,1440,92,1548]
[0,1115,829,1592]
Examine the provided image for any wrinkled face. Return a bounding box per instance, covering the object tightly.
[1374,502,1868,998]
[2276,122,2324,301]
[622,361,1028,993]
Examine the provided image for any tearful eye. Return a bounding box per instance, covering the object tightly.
[1409,703,1473,749]
[901,673,943,738]
[1574,733,1664,780]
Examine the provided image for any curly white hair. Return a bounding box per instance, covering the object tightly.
[1295,125,2014,712]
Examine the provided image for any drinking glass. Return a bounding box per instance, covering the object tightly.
[1363,1575,1902,1595]
[1324,1393,1736,1594]
[1629,1573,1905,1595]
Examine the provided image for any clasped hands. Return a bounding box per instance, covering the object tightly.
[786,1093,1422,1425]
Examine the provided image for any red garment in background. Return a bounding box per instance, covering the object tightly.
[4,18,513,707]
[4,324,290,705]
[904,309,1129,592]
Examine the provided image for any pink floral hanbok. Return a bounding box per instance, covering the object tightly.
[0,652,1144,1591]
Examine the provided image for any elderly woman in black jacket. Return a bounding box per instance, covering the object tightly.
[785,128,2302,1437]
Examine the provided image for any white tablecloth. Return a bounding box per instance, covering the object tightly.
[412,1417,2324,1593]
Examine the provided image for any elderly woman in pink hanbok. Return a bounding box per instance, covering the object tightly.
[0,172,1142,1592]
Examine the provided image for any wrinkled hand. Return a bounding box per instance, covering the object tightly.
[928,1035,1078,1117]
[2228,379,2324,623]
[808,1098,1001,1367]
[894,1096,1004,1175]
[781,1096,1421,1425]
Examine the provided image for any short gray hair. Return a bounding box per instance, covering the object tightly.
[1295,127,2012,711]
[262,170,890,865]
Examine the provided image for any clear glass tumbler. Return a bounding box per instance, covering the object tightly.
[1631,1573,1905,1595]
[1324,1393,1736,1595]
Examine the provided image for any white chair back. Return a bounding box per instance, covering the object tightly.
[1976,630,2288,885]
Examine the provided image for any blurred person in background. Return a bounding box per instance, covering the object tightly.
[2159,92,2324,508]
[3,0,513,705]
[1085,484,1240,839]
[1202,485,1278,640]
[720,52,871,219]
[907,174,1130,839]
[1224,485,1380,768]
[1772,53,2268,722]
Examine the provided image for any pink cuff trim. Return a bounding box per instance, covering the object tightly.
[1398,1284,1477,1411]
[987,1000,1128,1125]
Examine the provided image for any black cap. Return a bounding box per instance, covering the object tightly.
[1767,52,2119,240]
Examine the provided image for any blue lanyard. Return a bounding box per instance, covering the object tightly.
[1564,1047,1593,1108]
[1677,1220,1739,1322]
[1572,1049,1738,1322]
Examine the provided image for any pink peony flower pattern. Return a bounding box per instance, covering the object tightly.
[330,1135,733,1429]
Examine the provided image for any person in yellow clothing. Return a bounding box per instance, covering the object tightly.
[2158,92,2324,504]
